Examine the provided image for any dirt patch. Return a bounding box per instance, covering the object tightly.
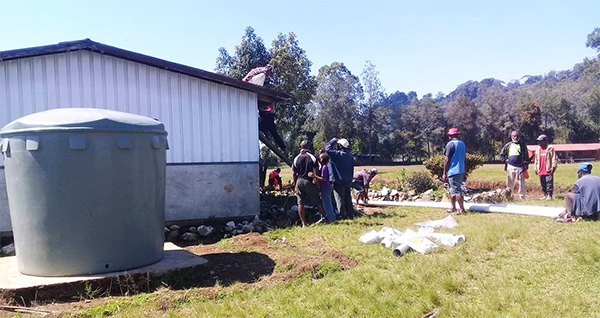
[7,232,357,314]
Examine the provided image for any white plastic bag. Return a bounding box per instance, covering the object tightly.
[414,215,458,229]
[359,230,381,244]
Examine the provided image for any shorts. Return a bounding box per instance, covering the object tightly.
[296,178,322,206]
[352,181,365,193]
[447,174,464,196]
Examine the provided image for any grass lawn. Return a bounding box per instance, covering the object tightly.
[41,162,600,317]
[64,208,600,318]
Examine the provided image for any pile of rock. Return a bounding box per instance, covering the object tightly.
[223,216,269,236]
[164,224,215,242]
[466,189,512,204]
[0,243,15,256]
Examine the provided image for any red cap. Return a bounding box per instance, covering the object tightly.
[447,128,460,135]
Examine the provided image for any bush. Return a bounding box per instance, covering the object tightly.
[406,171,436,194]
[423,153,484,180]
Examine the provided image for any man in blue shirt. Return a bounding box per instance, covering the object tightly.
[559,162,600,221]
[326,138,355,219]
[442,128,467,215]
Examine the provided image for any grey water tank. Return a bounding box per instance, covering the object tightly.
[0,108,168,276]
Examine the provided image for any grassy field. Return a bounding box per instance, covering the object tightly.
[60,208,600,318]
[20,162,600,317]
[276,161,597,189]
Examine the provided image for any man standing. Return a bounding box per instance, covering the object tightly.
[500,131,530,200]
[352,168,378,206]
[326,138,355,219]
[292,140,327,227]
[559,163,600,221]
[442,128,467,215]
[533,134,558,200]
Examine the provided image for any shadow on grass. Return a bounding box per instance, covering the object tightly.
[1,251,275,307]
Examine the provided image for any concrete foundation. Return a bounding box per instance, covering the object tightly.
[0,163,259,234]
[0,243,207,305]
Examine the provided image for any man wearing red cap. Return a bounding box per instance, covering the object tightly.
[442,128,467,214]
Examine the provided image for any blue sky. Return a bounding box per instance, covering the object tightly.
[1,0,598,97]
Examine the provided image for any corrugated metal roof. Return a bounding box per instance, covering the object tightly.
[0,39,290,103]
[527,143,600,152]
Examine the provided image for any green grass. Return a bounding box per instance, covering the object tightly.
[63,163,600,317]
[277,161,599,188]
[67,207,600,318]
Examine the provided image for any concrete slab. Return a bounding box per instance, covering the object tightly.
[0,243,206,290]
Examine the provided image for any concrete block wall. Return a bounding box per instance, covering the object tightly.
[0,163,260,234]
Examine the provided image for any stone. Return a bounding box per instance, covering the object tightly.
[181,232,199,242]
[197,225,214,237]
[291,205,299,212]
[407,190,416,196]
[189,226,197,233]
[421,195,432,202]
[0,243,15,256]
[226,221,235,228]
[224,226,234,233]
[164,227,170,234]
[169,225,180,231]
[423,189,434,195]
[242,224,255,233]
[166,230,180,242]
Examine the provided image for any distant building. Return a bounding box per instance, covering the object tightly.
[527,143,600,163]
[0,39,288,234]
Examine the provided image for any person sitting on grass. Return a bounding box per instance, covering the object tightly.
[292,140,328,227]
[268,168,283,190]
[352,168,378,207]
[558,162,600,221]
[442,128,467,215]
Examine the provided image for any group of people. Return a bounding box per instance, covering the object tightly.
[443,128,600,221]
[286,138,378,227]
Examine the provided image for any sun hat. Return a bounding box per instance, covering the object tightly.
[338,138,350,148]
[447,128,460,135]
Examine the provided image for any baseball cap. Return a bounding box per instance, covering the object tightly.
[578,162,592,172]
[536,134,547,141]
[371,168,378,174]
[447,128,460,135]
[338,138,350,148]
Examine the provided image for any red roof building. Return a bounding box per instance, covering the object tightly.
[527,143,600,162]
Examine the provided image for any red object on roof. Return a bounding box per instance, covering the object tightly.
[527,143,600,152]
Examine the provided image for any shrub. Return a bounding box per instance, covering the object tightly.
[423,153,484,180]
[406,170,436,194]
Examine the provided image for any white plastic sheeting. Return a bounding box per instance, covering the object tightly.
[361,200,563,218]
[359,224,466,258]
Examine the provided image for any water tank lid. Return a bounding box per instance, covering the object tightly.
[0,109,167,135]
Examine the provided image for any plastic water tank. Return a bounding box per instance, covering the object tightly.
[0,108,168,276]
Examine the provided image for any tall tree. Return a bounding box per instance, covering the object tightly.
[214,26,271,80]
[269,32,317,142]
[445,93,480,152]
[359,61,389,156]
[308,62,363,147]
[517,97,542,143]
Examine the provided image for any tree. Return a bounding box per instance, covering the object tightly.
[445,93,480,152]
[214,26,271,80]
[269,32,317,144]
[517,97,542,143]
[308,62,363,147]
[586,27,600,53]
[359,61,389,157]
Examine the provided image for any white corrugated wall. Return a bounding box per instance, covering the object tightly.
[0,50,260,163]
